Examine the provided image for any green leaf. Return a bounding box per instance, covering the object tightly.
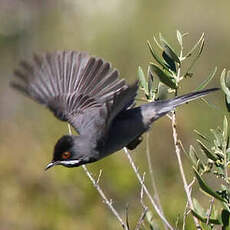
[162,51,176,72]
[184,37,205,77]
[198,38,205,56]
[150,63,177,89]
[193,198,206,217]
[147,40,170,71]
[153,35,163,50]
[146,210,157,230]
[147,65,155,100]
[187,146,205,172]
[210,128,222,148]
[226,70,230,88]
[193,199,222,226]
[193,168,226,202]
[212,204,220,220]
[189,145,199,166]
[225,95,230,112]
[195,66,217,91]
[223,203,230,213]
[191,209,221,225]
[220,69,230,97]
[226,148,230,162]
[176,30,183,47]
[138,66,148,94]
[159,33,180,64]
[157,82,168,100]
[221,209,230,229]
[223,116,228,143]
[188,145,205,172]
[194,129,209,141]
[197,139,218,161]
[184,33,205,58]
[197,159,205,173]
[222,69,230,112]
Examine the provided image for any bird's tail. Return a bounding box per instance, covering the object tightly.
[148,88,219,122]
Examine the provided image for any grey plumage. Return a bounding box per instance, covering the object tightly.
[10,51,219,169]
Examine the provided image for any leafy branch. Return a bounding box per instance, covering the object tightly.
[138,31,218,229]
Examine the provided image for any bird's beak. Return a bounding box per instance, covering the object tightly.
[45,159,82,170]
[45,161,57,170]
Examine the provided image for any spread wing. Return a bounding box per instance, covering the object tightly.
[11,51,138,141]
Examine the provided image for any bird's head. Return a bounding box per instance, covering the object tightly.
[45,135,97,170]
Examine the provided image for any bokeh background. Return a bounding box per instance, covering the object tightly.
[0,0,229,229]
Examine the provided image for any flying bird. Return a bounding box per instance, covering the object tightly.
[10,51,218,170]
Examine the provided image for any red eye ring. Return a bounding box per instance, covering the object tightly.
[62,151,71,159]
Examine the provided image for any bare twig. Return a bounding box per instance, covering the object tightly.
[146,132,162,205]
[123,147,174,230]
[171,111,201,229]
[67,124,128,230]
[140,173,147,210]
[68,123,72,134]
[135,208,148,230]
[81,165,128,230]
[171,45,201,229]
[96,169,103,184]
[188,178,196,191]
[183,178,195,229]
[135,173,148,230]
[206,198,215,225]
[146,132,167,230]
[182,201,189,230]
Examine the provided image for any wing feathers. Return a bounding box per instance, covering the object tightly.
[11,51,137,136]
[107,81,138,125]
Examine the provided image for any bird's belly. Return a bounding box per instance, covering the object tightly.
[102,108,147,156]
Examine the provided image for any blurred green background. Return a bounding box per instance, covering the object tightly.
[0,0,229,229]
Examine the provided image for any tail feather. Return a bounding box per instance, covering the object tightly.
[150,88,219,121]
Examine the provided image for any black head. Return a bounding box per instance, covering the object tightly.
[45,135,95,170]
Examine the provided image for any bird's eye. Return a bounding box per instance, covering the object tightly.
[62,151,71,159]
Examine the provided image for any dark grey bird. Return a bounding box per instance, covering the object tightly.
[10,51,218,170]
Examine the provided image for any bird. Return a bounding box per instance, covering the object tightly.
[10,51,218,170]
